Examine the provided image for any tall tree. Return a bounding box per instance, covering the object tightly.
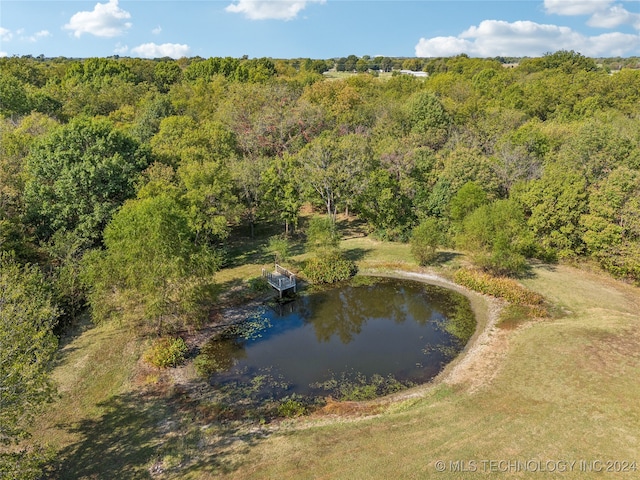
[582,166,640,280]
[261,154,302,235]
[518,162,588,258]
[23,118,151,245]
[356,169,413,240]
[456,199,533,275]
[83,194,218,331]
[0,254,58,479]
[298,132,371,221]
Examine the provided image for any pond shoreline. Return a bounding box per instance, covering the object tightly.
[383,270,505,396]
[174,268,504,409]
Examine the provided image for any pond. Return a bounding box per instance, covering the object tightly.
[196,277,475,404]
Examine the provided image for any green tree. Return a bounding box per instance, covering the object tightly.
[581,166,640,280]
[267,235,291,264]
[1,114,58,259]
[0,74,31,118]
[131,94,175,143]
[23,117,151,245]
[261,155,302,235]
[410,217,442,265]
[154,61,182,93]
[357,169,413,240]
[406,91,450,149]
[232,156,267,238]
[177,158,240,244]
[518,162,588,258]
[457,199,533,275]
[65,58,135,84]
[149,116,240,242]
[438,146,500,197]
[305,216,340,254]
[83,194,218,331]
[449,181,489,223]
[0,254,58,478]
[299,132,372,221]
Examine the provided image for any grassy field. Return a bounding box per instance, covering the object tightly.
[211,264,640,479]
[31,228,640,479]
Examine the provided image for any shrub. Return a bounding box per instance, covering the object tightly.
[246,276,270,293]
[278,397,307,418]
[267,235,291,263]
[410,217,442,265]
[454,268,548,324]
[303,252,357,284]
[454,268,545,306]
[143,336,189,368]
[305,216,339,254]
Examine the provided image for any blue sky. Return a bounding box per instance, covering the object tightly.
[1,1,639,59]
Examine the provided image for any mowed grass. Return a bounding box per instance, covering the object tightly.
[30,317,176,479]
[31,225,640,479]
[209,264,640,479]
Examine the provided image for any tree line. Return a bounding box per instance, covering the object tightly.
[1,50,639,477]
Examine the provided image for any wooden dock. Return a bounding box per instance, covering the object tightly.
[262,264,297,298]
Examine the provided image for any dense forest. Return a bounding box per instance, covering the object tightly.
[1,51,640,476]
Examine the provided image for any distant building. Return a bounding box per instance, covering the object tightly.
[399,69,428,77]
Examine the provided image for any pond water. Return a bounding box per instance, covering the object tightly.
[198,277,475,402]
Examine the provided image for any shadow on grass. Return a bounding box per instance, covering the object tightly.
[52,392,163,479]
[223,232,306,270]
[343,247,372,262]
[434,251,461,264]
[336,217,369,239]
[514,261,558,279]
[51,388,263,479]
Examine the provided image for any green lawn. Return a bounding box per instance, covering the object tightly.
[31,233,640,479]
[212,264,640,480]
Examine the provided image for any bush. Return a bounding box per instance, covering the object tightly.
[143,337,189,368]
[456,199,533,276]
[303,252,357,284]
[410,217,442,265]
[454,268,545,305]
[278,397,307,417]
[454,268,547,323]
[305,216,339,254]
[246,276,270,293]
[267,235,291,263]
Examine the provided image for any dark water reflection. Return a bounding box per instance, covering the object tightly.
[203,277,475,399]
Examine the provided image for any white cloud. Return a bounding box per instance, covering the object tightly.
[114,43,129,54]
[152,26,162,35]
[544,0,613,16]
[64,0,132,38]
[588,5,640,29]
[26,30,52,43]
[545,0,640,30]
[415,19,639,57]
[130,42,190,58]
[0,51,7,58]
[0,27,13,42]
[225,0,325,20]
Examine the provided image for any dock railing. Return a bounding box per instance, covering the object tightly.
[262,264,296,297]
